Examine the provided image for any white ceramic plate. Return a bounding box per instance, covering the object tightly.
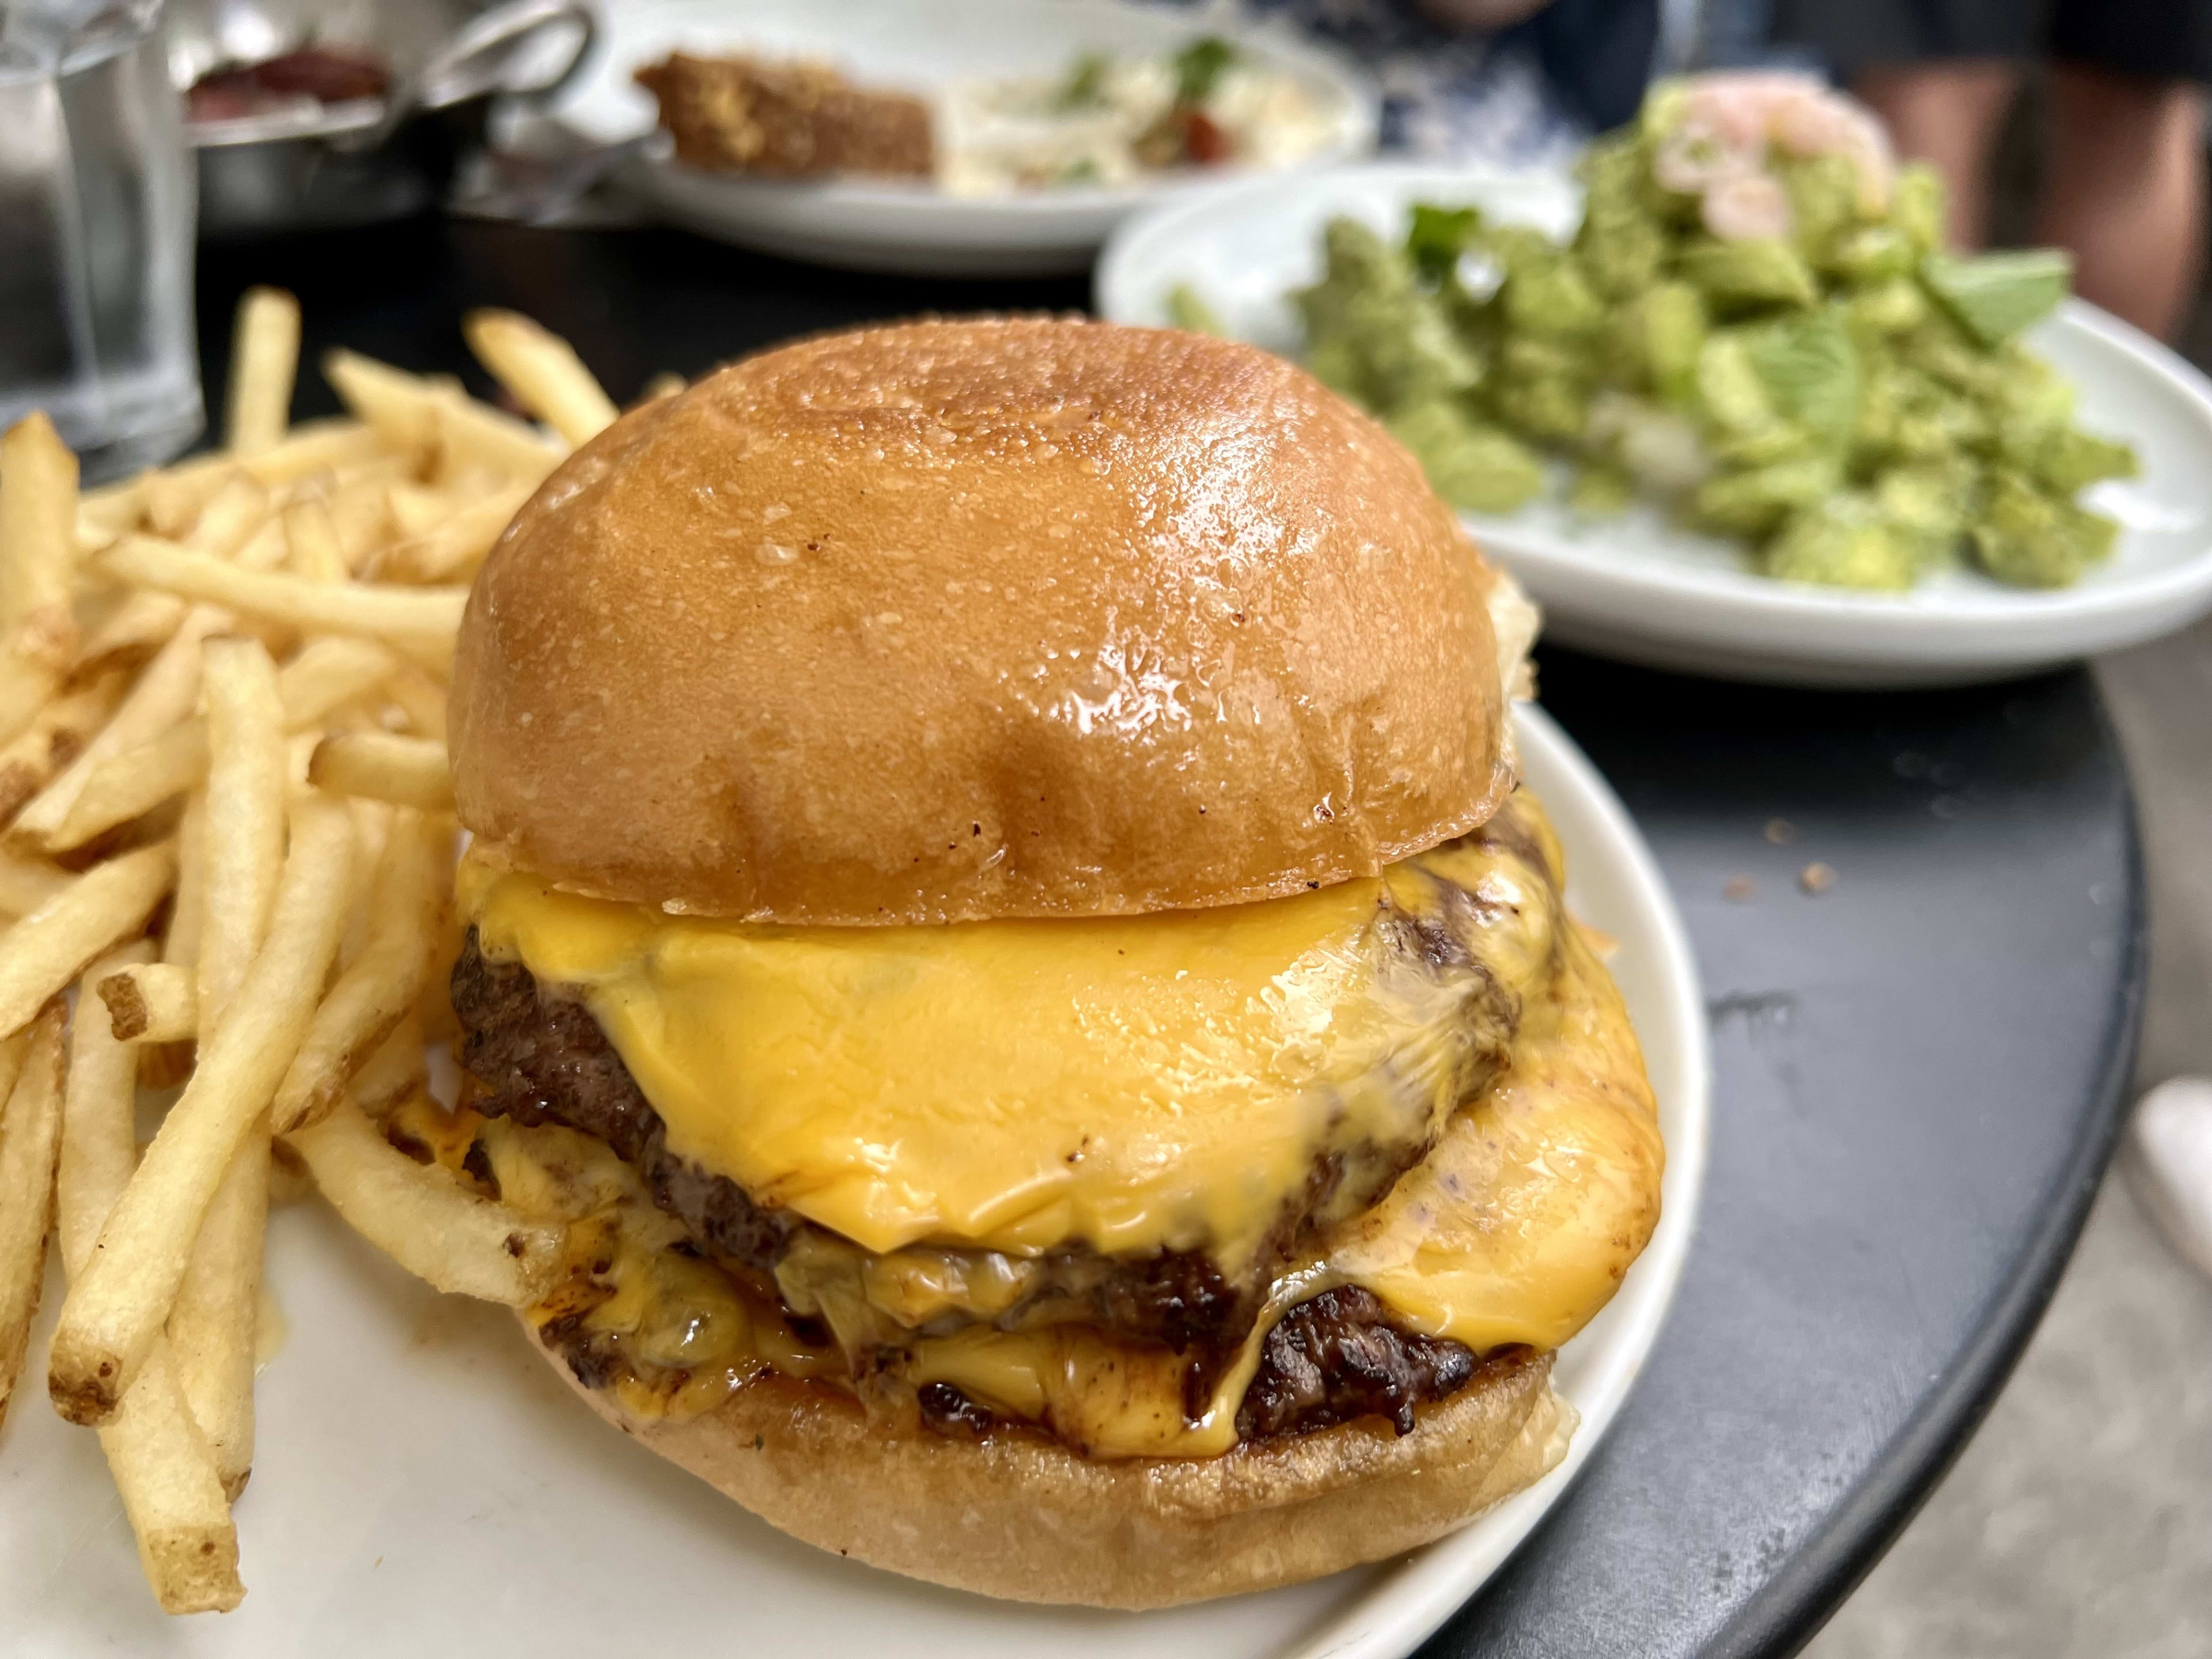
[1098,162,2212,687]
[547,0,1378,276]
[0,706,1706,1659]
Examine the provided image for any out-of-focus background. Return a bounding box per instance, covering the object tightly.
[1790,67,2212,1659]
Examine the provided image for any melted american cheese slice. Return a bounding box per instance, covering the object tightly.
[463,847,1520,1268]
[468,790,1664,1460]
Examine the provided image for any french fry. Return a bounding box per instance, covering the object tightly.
[381,662,449,743]
[70,590,188,679]
[73,474,274,677]
[79,475,146,539]
[235,418,391,488]
[164,794,206,969]
[323,349,444,451]
[336,800,395,968]
[434,393,564,487]
[0,673,126,827]
[275,637,404,724]
[371,481,532,583]
[282,493,349,582]
[347,1012,425,1113]
[141,463,226,539]
[168,640,287,1494]
[307,731,453,809]
[0,653,60,754]
[167,1125,268,1498]
[325,472,397,569]
[1,412,82,670]
[47,798,352,1424]
[59,944,243,1613]
[636,371,686,406]
[285,1096,563,1304]
[0,1001,64,1427]
[0,840,174,1038]
[464,309,619,448]
[0,413,81,748]
[0,847,71,916]
[385,483,453,540]
[197,639,286,1031]
[98,961,197,1043]
[46,726,201,852]
[99,539,468,665]
[47,637,400,853]
[272,811,440,1134]
[225,288,300,457]
[17,608,225,847]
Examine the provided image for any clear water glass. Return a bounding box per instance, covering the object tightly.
[0,0,200,482]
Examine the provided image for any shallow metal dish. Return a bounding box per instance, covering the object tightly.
[171,0,594,235]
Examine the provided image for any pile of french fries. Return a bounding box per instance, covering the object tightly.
[0,292,630,1613]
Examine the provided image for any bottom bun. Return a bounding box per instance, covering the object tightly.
[533,1332,1576,1608]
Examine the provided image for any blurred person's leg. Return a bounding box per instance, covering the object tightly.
[2037,0,2212,339]
[1853,60,2019,248]
[1768,0,2035,248]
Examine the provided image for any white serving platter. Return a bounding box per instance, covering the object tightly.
[1097,162,2212,687]
[0,705,1707,1659]
[547,0,1379,276]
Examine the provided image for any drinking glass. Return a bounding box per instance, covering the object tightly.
[0,0,201,483]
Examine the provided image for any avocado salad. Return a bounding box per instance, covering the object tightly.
[1282,73,2139,591]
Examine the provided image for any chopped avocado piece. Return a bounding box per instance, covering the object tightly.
[1695,332,1779,435]
[1282,78,2118,592]
[1171,36,1234,106]
[1892,162,1948,256]
[1779,154,1861,263]
[1570,460,1637,517]
[1984,346,2076,441]
[1407,203,1483,284]
[1678,237,1819,309]
[1502,251,1605,342]
[1827,224,1915,286]
[1494,372,1590,445]
[1919,249,2072,346]
[1293,218,1482,410]
[1876,463,1972,560]
[1692,453,1840,535]
[1618,279,1706,404]
[1709,420,1817,470]
[1845,276,1929,339]
[1737,310,1861,444]
[1385,402,1545,512]
[1970,469,2120,586]
[2029,427,2138,495]
[1164,283,1225,336]
[1765,493,1922,590]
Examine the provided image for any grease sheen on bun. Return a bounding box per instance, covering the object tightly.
[451,318,1515,925]
[547,1343,1571,1609]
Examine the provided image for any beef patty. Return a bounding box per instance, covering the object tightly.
[453,935,1488,1444]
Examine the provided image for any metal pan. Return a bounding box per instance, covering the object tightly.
[173,0,594,236]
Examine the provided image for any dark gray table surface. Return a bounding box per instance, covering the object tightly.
[194,219,2147,1658]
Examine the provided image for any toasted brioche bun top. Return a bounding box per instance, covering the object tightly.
[451,317,1514,924]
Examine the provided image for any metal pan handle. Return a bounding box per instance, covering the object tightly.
[416,0,597,113]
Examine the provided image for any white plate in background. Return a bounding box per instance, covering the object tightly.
[1097,162,2212,687]
[547,0,1378,276]
[0,706,1707,1659]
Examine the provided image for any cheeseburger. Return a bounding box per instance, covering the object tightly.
[442,318,1662,1607]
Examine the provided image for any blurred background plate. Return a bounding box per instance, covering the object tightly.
[544,0,1378,276]
[1098,163,2212,687]
[0,706,1706,1659]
